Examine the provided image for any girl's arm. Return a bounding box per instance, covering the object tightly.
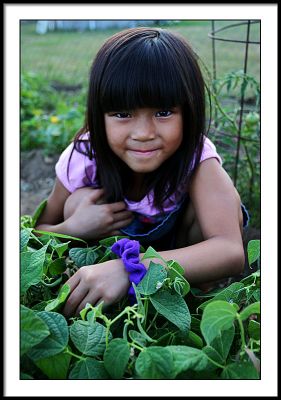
[35,178,133,239]
[143,158,245,284]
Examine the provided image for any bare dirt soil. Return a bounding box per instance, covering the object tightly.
[20,149,60,216]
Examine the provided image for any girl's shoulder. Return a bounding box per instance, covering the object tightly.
[55,132,97,193]
[200,136,223,165]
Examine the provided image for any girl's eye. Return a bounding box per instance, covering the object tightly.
[156,110,172,117]
[114,112,131,119]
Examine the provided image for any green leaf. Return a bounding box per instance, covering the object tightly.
[21,215,33,229]
[20,372,34,380]
[186,331,204,349]
[20,305,50,356]
[33,229,87,244]
[173,277,190,297]
[84,302,104,322]
[20,228,33,252]
[69,247,99,267]
[247,240,260,265]
[70,320,111,357]
[198,282,245,311]
[168,345,210,376]
[190,286,224,298]
[239,302,260,321]
[20,242,50,294]
[44,284,71,312]
[248,320,260,340]
[31,199,47,227]
[251,289,261,302]
[99,235,129,247]
[141,246,166,264]
[137,261,167,295]
[167,260,190,296]
[150,290,191,333]
[166,260,185,276]
[69,358,110,379]
[240,269,260,286]
[128,330,147,347]
[97,247,115,263]
[35,351,71,379]
[208,326,235,362]
[104,339,131,379]
[221,360,260,379]
[200,300,237,344]
[135,346,174,379]
[48,257,66,276]
[203,345,224,366]
[27,311,69,361]
[52,241,70,258]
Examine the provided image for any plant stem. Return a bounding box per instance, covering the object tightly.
[130,342,144,352]
[105,306,136,348]
[236,314,246,350]
[136,317,156,343]
[41,275,63,287]
[64,347,85,361]
[211,90,238,129]
[143,298,148,329]
[123,320,133,341]
[146,311,159,332]
[205,354,225,370]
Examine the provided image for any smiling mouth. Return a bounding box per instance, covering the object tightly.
[128,149,160,157]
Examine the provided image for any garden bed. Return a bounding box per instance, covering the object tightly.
[20,226,261,380]
[20,149,59,216]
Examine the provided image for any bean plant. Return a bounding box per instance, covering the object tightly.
[20,201,260,380]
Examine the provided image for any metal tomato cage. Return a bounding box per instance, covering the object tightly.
[208,20,260,187]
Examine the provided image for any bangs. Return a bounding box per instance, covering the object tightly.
[99,39,187,112]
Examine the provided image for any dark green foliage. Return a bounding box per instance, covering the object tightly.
[20,213,260,380]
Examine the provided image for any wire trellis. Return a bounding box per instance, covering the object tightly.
[208,20,260,193]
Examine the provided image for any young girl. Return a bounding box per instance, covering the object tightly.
[35,27,249,317]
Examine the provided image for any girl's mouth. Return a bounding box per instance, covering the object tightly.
[127,149,160,157]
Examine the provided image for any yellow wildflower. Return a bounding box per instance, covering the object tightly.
[50,116,59,124]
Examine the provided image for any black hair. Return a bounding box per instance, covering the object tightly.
[71,27,207,210]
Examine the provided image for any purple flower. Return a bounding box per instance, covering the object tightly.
[111,238,147,303]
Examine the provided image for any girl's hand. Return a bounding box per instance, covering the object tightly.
[62,259,130,318]
[64,189,133,240]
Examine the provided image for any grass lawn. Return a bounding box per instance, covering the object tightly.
[20,20,260,87]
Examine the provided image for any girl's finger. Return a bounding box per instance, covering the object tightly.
[62,284,89,318]
[64,271,81,291]
[105,230,122,237]
[87,188,105,203]
[113,210,133,223]
[75,294,102,317]
[112,217,134,230]
[107,201,127,213]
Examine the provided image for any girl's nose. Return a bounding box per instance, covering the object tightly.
[130,116,156,141]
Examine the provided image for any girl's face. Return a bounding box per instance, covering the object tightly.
[104,107,183,175]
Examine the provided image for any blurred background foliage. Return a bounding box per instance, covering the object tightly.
[20,20,260,228]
